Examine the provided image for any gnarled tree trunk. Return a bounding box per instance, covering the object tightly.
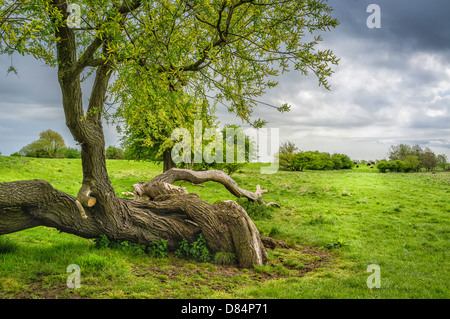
[0,175,270,267]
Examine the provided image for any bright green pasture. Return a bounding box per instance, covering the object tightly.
[0,156,448,298]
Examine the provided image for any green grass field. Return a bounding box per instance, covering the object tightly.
[0,156,449,299]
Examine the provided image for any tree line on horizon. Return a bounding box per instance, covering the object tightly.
[9,127,255,176]
[9,129,124,160]
[377,144,448,172]
[9,131,449,173]
[278,141,448,173]
[278,141,354,171]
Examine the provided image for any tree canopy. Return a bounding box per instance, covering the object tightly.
[1,0,339,126]
[19,129,65,158]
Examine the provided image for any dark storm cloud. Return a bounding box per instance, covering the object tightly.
[328,0,450,53]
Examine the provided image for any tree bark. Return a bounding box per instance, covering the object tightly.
[0,179,268,267]
[163,149,175,172]
[146,168,280,207]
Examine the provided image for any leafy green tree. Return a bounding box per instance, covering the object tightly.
[293,151,314,171]
[334,154,353,169]
[388,144,412,161]
[20,139,53,158]
[39,129,66,157]
[118,85,216,171]
[56,146,82,158]
[217,125,256,176]
[18,129,65,158]
[106,146,125,160]
[280,152,297,171]
[279,141,298,155]
[404,155,420,172]
[0,0,339,268]
[421,148,438,171]
[437,154,448,171]
[279,141,298,171]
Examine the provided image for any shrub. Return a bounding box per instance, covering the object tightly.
[20,139,53,158]
[377,160,413,173]
[94,234,163,255]
[376,160,389,173]
[279,152,297,171]
[336,154,354,169]
[188,234,211,262]
[147,239,168,258]
[175,234,211,262]
[293,151,314,171]
[106,146,125,159]
[56,147,81,158]
[292,151,353,171]
[237,198,274,220]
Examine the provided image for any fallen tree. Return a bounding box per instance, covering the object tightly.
[0,171,271,267]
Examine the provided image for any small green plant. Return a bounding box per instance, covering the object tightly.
[189,234,211,262]
[94,234,111,249]
[175,234,211,262]
[324,238,351,250]
[147,239,168,258]
[95,234,164,255]
[175,238,191,259]
[237,198,274,220]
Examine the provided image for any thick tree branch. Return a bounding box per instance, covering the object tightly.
[0,179,268,267]
[143,168,279,207]
[72,37,103,76]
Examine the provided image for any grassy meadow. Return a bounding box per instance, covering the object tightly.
[0,155,449,299]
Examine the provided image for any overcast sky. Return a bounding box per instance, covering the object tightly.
[1,0,449,161]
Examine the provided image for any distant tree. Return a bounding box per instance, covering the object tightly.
[279,141,298,155]
[388,144,411,161]
[56,147,81,159]
[293,152,314,171]
[280,152,297,171]
[39,129,66,157]
[106,146,125,160]
[283,150,352,171]
[331,153,353,169]
[118,88,215,172]
[279,141,299,171]
[220,125,257,176]
[20,139,53,158]
[331,153,343,169]
[404,155,421,172]
[437,154,448,171]
[421,148,438,171]
[19,130,65,158]
[175,124,256,176]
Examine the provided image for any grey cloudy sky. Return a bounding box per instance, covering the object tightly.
[1,0,449,161]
